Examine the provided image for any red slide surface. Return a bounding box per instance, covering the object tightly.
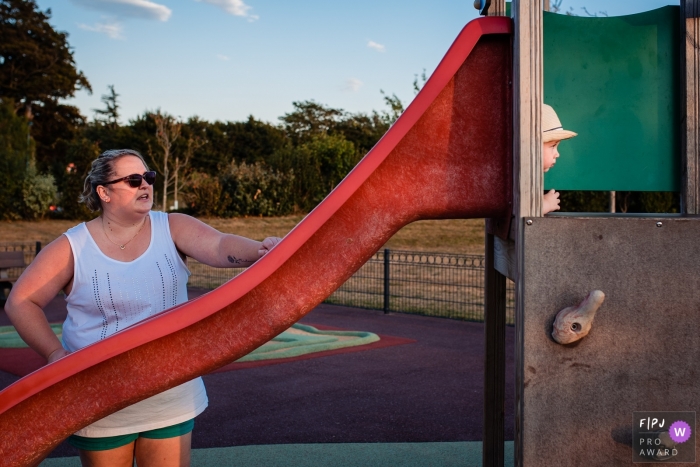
[0,17,512,466]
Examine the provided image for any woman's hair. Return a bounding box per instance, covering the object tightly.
[79,149,150,212]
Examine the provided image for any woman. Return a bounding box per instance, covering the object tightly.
[5,149,281,467]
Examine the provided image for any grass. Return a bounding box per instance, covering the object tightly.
[0,216,485,254]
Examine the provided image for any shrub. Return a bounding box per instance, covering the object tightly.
[269,134,359,212]
[20,162,57,219]
[220,161,295,217]
[559,190,680,213]
[183,171,228,217]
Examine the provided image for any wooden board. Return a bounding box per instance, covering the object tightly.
[681,0,700,213]
[520,216,700,465]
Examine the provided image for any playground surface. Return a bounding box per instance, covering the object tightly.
[0,289,516,466]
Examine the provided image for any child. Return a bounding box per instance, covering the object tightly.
[542,104,577,214]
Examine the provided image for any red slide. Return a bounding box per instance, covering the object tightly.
[0,17,512,466]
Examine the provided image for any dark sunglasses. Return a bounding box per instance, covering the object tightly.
[99,171,157,188]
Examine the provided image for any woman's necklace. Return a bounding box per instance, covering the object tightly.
[102,216,148,250]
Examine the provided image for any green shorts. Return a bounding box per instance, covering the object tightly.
[67,419,195,451]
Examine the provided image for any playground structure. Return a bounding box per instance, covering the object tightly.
[0,2,699,466]
[484,1,700,466]
[0,18,513,467]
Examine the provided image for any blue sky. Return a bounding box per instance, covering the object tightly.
[35,0,679,125]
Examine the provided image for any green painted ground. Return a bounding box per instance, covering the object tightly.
[0,324,63,348]
[0,323,378,361]
[41,442,515,466]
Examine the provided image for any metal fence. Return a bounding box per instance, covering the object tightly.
[0,242,42,299]
[188,260,243,290]
[187,248,515,323]
[325,249,515,322]
[0,241,41,273]
[2,242,515,323]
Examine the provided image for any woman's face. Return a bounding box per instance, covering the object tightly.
[100,155,154,215]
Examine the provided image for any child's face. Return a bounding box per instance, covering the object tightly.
[543,140,560,172]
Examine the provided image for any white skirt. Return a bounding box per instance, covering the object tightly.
[73,378,208,437]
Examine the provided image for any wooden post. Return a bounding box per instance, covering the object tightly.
[681,0,700,214]
[484,233,507,467]
[487,0,507,16]
[513,1,543,221]
[512,1,543,466]
[483,2,509,467]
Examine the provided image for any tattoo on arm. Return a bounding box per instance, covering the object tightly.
[227,255,252,265]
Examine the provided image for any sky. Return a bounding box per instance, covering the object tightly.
[34,0,680,125]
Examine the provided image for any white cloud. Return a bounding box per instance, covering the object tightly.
[344,78,363,92]
[367,40,386,53]
[195,0,259,22]
[78,21,124,39]
[70,0,172,22]
[216,54,230,61]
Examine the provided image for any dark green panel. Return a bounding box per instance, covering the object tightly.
[543,7,680,191]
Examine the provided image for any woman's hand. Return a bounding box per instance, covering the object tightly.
[258,237,282,257]
[47,348,71,364]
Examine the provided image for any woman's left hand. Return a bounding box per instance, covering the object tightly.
[258,237,282,257]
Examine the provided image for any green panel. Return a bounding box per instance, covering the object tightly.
[543,7,680,191]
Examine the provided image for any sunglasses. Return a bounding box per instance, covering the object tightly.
[99,171,157,188]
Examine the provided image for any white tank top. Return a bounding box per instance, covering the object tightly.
[62,210,208,437]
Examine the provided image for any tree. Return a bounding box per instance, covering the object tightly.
[0,97,57,219]
[0,0,91,120]
[280,101,345,143]
[0,97,30,218]
[549,0,607,17]
[58,136,100,219]
[31,99,85,173]
[93,85,120,128]
[412,69,427,95]
[185,116,288,175]
[1,0,91,182]
[333,112,388,156]
[173,135,204,210]
[379,90,404,125]
[148,111,184,210]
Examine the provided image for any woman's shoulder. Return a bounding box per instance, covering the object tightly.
[64,220,89,239]
[164,212,198,229]
[165,213,214,244]
[145,210,169,234]
[34,233,74,269]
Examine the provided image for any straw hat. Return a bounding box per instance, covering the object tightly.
[543,104,577,143]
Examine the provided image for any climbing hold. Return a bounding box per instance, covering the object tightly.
[551,290,605,344]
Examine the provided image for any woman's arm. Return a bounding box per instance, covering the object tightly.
[5,236,75,363]
[168,213,280,268]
